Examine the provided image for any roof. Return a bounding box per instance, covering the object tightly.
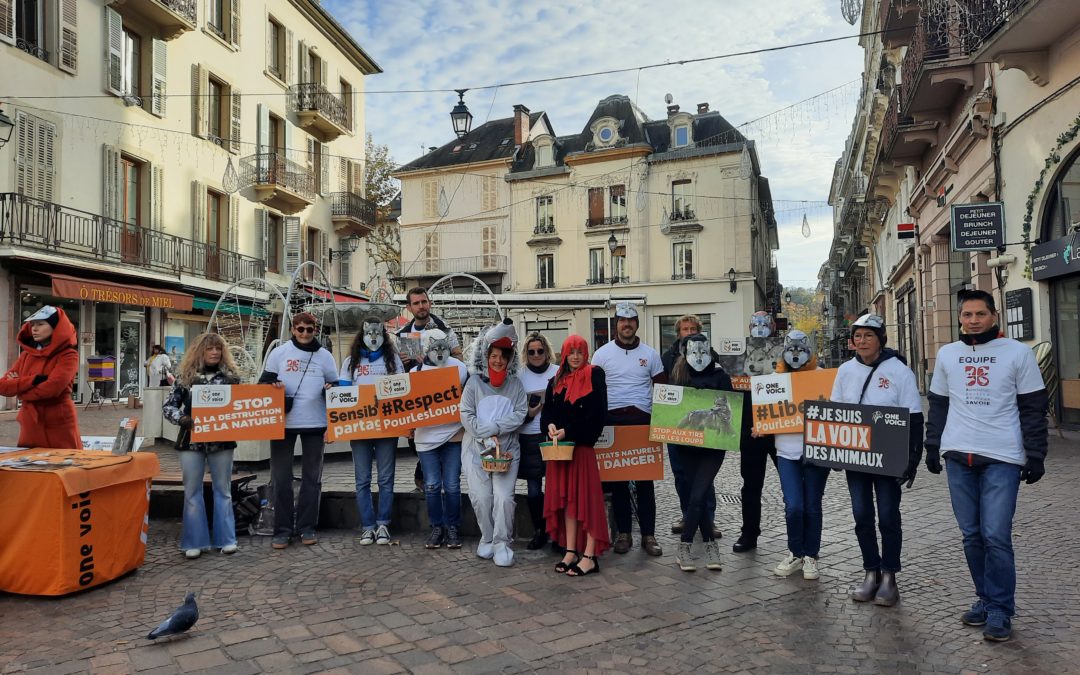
[396,112,545,173]
[296,0,382,75]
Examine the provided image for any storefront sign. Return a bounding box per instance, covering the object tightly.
[50,274,193,311]
[802,401,909,477]
[594,425,664,481]
[1031,234,1080,281]
[750,368,838,435]
[950,203,1005,251]
[1005,288,1035,341]
[191,384,285,442]
[649,385,743,451]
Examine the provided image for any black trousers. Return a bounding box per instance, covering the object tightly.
[739,433,777,539]
[270,429,325,538]
[603,406,655,537]
[680,447,726,543]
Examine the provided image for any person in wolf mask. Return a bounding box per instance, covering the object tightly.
[668,335,735,573]
[340,318,405,547]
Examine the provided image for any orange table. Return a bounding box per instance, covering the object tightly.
[0,449,159,596]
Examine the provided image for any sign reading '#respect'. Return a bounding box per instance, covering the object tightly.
[324,368,464,440]
[802,401,909,477]
[594,425,664,481]
[191,384,285,442]
[750,368,837,435]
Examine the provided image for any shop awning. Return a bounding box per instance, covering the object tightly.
[50,273,193,311]
[303,285,368,303]
[191,297,270,317]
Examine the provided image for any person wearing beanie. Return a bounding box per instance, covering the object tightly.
[0,306,81,449]
[830,313,923,607]
[924,290,1048,642]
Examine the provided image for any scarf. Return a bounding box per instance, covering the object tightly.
[291,336,321,352]
[553,335,594,404]
[489,368,507,387]
[360,346,384,362]
[526,361,550,374]
[960,325,1001,346]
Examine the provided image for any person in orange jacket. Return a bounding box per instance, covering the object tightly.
[0,306,81,448]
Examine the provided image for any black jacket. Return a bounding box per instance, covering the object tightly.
[540,367,608,447]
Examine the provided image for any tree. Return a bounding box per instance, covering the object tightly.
[363,134,401,280]
[783,286,824,338]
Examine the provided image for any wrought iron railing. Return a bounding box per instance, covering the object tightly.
[670,207,697,222]
[157,0,198,25]
[289,82,350,131]
[585,275,629,285]
[330,192,377,229]
[403,255,507,277]
[239,153,316,201]
[586,215,629,227]
[0,192,262,282]
[671,272,696,280]
[16,38,48,62]
[963,0,1030,50]
[533,219,556,236]
[900,13,971,112]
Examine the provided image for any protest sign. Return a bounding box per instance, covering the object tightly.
[375,367,463,432]
[802,401,909,477]
[325,385,382,441]
[396,331,425,365]
[594,425,664,481]
[750,368,837,435]
[191,384,285,442]
[716,337,784,391]
[649,385,743,451]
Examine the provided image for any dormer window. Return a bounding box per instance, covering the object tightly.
[590,117,620,149]
[533,134,555,169]
[667,110,695,149]
[674,125,690,147]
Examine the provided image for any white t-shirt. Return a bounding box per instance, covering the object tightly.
[517,363,558,435]
[831,354,922,413]
[264,341,339,429]
[339,354,405,385]
[410,358,469,452]
[929,337,1044,465]
[591,340,663,413]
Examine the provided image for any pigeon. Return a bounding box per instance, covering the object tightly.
[147,592,199,640]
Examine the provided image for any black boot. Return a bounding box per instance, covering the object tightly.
[732,535,757,553]
[851,570,880,602]
[874,571,899,607]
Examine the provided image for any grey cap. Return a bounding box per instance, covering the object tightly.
[614,301,639,319]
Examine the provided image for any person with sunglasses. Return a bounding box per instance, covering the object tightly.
[259,313,339,550]
[516,332,559,550]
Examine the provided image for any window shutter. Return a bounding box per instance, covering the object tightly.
[306,137,315,181]
[0,0,13,45]
[58,0,78,74]
[229,85,241,154]
[150,164,164,230]
[192,180,207,243]
[339,247,351,288]
[283,119,293,162]
[319,143,329,197]
[102,145,122,221]
[40,120,55,202]
[151,39,167,117]
[351,160,364,195]
[229,0,240,48]
[338,156,348,192]
[254,208,268,270]
[14,112,30,196]
[105,7,123,95]
[192,64,208,138]
[298,41,308,83]
[423,181,437,218]
[283,28,293,86]
[228,194,239,253]
[320,230,329,273]
[284,216,301,275]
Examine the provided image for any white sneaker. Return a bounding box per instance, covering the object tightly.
[476,540,495,560]
[802,556,820,580]
[184,548,201,559]
[704,541,722,571]
[773,552,803,577]
[493,542,515,567]
[359,529,375,546]
[675,542,696,572]
[375,524,391,545]
[221,544,238,555]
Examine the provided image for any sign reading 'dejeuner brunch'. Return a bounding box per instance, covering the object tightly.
[950,202,1005,251]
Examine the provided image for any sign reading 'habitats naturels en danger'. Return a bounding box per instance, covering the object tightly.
[191,384,285,442]
[802,401,909,477]
[593,425,664,481]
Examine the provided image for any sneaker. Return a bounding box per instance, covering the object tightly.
[961,600,989,627]
[802,556,820,580]
[773,552,803,577]
[375,525,391,545]
[425,526,445,549]
[271,536,289,550]
[221,544,238,555]
[675,542,696,572]
[526,530,549,550]
[613,533,632,554]
[445,526,463,549]
[184,548,201,559]
[704,541,722,571]
[671,519,684,534]
[983,615,1012,642]
[476,540,495,560]
[359,529,376,546]
[300,532,318,546]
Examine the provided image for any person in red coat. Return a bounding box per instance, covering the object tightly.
[0,306,81,448]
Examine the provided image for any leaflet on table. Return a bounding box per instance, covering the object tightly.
[326,367,463,441]
[191,384,285,442]
[749,368,838,435]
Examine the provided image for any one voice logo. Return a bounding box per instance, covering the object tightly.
[193,385,231,407]
[326,386,360,409]
[377,374,412,399]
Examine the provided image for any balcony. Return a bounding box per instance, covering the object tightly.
[586,275,629,285]
[330,192,377,238]
[289,83,351,142]
[880,91,938,165]
[0,192,262,283]
[239,153,315,214]
[879,0,920,48]
[900,18,976,118]
[671,272,696,281]
[966,0,1080,86]
[106,0,197,40]
[402,255,507,279]
[662,206,702,234]
[527,219,561,246]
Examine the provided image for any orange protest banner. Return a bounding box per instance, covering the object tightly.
[375,368,464,433]
[750,368,838,435]
[191,384,285,442]
[325,385,384,441]
[594,425,664,482]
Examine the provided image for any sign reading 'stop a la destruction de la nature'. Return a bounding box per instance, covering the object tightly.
[950,202,1005,251]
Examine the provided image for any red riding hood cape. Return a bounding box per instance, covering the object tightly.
[0,309,81,448]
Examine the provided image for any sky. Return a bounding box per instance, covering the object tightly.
[323,0,866,289]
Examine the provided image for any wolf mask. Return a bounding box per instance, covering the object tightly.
[783,330,814,370]
[362,319,384,353]
[749,311,775,338]
[681,335,712,373]
[422,329,451,368]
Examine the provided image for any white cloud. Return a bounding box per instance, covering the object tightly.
[325,0,863,288]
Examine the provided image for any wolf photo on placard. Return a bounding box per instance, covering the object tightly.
[650,385,743,451]
[678,394,734,435]
[744,337,785,376]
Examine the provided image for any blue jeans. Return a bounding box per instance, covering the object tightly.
[846,470,902,572]
[776,457,830,558]
[351,437,397,529]
[178,449,236,550]
[669,443,716,525]
[946,458,1021,618]
[418,441,462,529]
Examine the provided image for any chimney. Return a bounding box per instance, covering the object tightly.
[513,104,530,145]
[697,103,709,114]
[666,104,680,117]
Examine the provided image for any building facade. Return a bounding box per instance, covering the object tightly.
[0,0,379,406]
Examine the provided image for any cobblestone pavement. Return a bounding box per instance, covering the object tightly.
[1,420,1078,673]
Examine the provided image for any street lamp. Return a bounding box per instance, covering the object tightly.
[0,106,14,149]
[450,89,473,138]
[728,267,737,294]
[784,291,792,306]
[328,234,361,261]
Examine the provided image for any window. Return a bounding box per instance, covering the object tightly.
[267,17,283,79]
[422,180,439,219]
[673,241,693,279]
[120,155,143,261]
[307,50,321,84]
[268,113,283,155]
[672,179,693,220]
[423,232,440,274]
[208,77,224,144]
[266,213,282,272]
[674,124,690,148]
[482,225,497,269]
[587,187,604,226]
[14,111,56,201]
[481,175,497,211]
[535,144,553,168]
[588,248,604,284]
[610,185,626,222]
[612,250,626,282]
[306,226,319,264]
[206,0,239,46]
[14,0,44,56]
[208,0,224,33]
[206,189,225,248]
[340,78,354,131]
[658,314,712,354]
[537,254,554,289]
[121,28,141,97]
[536,195,554,234]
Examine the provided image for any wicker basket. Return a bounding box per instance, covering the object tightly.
[540,437,575,461]
[481,437,511,473]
